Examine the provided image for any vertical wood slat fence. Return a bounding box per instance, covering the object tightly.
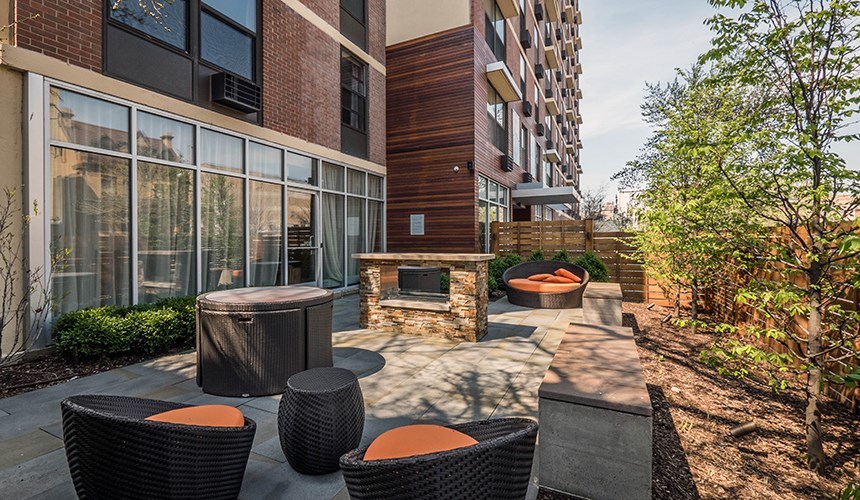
[490,220,646,302]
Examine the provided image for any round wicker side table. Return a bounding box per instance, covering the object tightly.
[278,367,365,475]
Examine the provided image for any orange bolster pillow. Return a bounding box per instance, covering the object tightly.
[527,273,553,281]
[145,405,245,427]
[544,275,575,283]
[364,424,478,461]
[554,268,581,282]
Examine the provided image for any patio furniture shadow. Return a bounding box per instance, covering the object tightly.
[333,347,386,379]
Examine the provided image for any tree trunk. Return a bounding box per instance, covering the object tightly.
[805,266,826,473]
[691,278,699,320]
[674,284,681,318]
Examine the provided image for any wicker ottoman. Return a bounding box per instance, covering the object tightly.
[278,367,365,475]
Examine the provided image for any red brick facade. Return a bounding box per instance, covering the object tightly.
[12,0,386,167]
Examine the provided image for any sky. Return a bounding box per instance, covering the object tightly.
[577,0,860,200]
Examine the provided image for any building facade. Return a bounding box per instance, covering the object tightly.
[385,0,583,253]
[0,0,386,336]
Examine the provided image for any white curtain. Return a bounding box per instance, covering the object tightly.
[322,193,344,287]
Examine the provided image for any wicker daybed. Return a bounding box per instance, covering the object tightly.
[503,260,590,309]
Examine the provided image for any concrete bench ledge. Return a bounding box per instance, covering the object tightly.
[540,324,651,416]
[583,282,623,326]
[539,322,653,500]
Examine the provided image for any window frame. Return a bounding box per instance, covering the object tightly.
[340,0,368,50]
[340,47,370,159]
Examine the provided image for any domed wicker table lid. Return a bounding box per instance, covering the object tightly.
[287,367,357,394]
[197,286,332,312]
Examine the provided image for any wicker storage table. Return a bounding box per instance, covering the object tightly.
[278,367,365,475]
[197,286,333,397]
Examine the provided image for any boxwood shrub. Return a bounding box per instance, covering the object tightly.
[574,252,610,282]
[54,296,196,358]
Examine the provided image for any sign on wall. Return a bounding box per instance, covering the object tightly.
[410,214,425,236]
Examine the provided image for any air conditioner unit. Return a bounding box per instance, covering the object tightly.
[211,72,261,113]
[561,11,568,23]
[536,123,545,136]
[523,172,535,183]
[555,113,563,124]
[502,155,515,172]
[520,29,532,49]
[555,70,563,82]
[522,100,533,117]
[534,2,544,21]
[556,28,563,41]
[546,139,555,150]
[534,63,544,79]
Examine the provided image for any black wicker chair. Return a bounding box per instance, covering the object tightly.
[339,418,538,500]
[503,260,590,309]
[61,395,256,500]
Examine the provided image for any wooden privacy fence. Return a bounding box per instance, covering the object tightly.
[490,219,646,302]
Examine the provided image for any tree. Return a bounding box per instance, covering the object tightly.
[701,0,860,473]
[580,185,607,220]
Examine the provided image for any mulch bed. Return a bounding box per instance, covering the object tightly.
[0,347,190,399]
[540,302,858,500]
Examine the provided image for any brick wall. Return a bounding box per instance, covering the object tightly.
[12,0,386,168]
[15,0,102,72]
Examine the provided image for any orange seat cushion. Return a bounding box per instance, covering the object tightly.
[363,424,478,461]
[527,273,553,281]
[544,275,575,284]
[508,278,581,293]
[554,268,582,282]
[145,405,245,427]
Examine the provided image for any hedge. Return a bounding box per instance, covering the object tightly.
[54,296,196,358]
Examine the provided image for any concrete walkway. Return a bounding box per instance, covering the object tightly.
[0,295,580,499]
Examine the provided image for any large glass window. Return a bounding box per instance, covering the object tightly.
[203,0,256,30]
[478,175,509,252]
[201,173,245,290]
[340,0,367,50]
[322,193,345,288]
[487,87,507,152]
[138,162,195,303]
[288,190,316,284]
[249,142,283,180]
[50,88,129,152]
[109,0,188,50]
[368,200,384,252]
[51,147,130,313]
[200,129,243,173]
[137,112,195,164]
[484,0,506,61]
[322,162,345,191]
[347,197,365,285]
[512,112,521,166]
[287,152,317,185]
[249,181,283,286]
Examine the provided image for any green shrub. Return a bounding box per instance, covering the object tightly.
[502,252,522,268]
[54,296,197,358]
[487,253,523,293]
[574,252,610,282]
[488,276,499,293]
[551,249,571,262]
[528,249,545,261]
[440,272,450,293]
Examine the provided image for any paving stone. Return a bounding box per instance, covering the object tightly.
[39,421,64,440]
[239,452,345,499]
[0,429,63,469]
[0,448,74,498]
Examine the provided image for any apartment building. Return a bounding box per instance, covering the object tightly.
[386,0,583,253]
[0,0,386,328]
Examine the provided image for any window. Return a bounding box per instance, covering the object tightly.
[478,176,510,252]
[341,48,369,159]
[201,10,255,80]
[521,127,529,171]
[109,0,188,49]
[341,0,367,50]
[512,112,521,166]
[519,54,527,96]
[487,87,507,152]
[530,133,539,179]
[484,0,506,61]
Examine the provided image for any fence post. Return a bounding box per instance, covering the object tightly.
[490,221,498,255]
[584,219,594,252]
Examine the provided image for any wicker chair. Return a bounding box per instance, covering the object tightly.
[503,260,590,309]
[61,395,256,500]
[339,418,538,500]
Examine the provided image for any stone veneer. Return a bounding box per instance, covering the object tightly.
[355,254,493,342]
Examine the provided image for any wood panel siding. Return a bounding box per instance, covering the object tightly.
[386,26,478,252]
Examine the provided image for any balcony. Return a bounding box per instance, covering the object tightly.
[545,144,562,163]
[565,71,576,88]
[577,139,583,149]
[565,3,575,23]
[565,107,575,121]
[576,88,583,99]
[575,63,583,74]
[565,34,575,55]
[545,88,560,115]
[497,0,519,18]
[545,0,560,23]
[544,39,560,69]
[486,61,522,102]
[566,141,575,153]
[575,36,583,50]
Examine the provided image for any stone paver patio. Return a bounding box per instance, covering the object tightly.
[0,294,580,499]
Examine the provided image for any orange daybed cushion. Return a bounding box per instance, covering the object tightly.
[145,405,245,427]
[507,278,580,293]
[544,275,575,284]
[363,424,478,461]
[527,273,554,281]
[554,268,582,282]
